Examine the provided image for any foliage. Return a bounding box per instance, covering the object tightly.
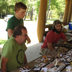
[35,0,40,14]
[9,0,28,5]
[0,0,28,17]
[34,0,40,20]
[50,0,65,18]
[0,39,7,45]
[34,0,65,20]
[0,0,8,15]
[0,0,66,20]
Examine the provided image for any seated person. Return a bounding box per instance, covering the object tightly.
[1,25,28,72]
[41,20,68,55]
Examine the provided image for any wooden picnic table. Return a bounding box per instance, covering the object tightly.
[11,56,67,72]
[11,56,55,72]
[11,42,72,72]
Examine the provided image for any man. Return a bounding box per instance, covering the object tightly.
[41,20,68,55]
[1,25,28,72]
[6,2,31,43]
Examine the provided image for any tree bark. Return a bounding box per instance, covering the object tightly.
[46,0,51,22]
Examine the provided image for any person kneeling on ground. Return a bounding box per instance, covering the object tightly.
[1,25,28,72]
[41,20,68,56]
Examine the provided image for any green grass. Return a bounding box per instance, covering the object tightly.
[0,39,7,45]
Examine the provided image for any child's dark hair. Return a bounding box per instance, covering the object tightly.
[15,2,27,11]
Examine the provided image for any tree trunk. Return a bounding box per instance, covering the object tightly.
[5,9,6,15]
[30,10,32,20]
[46,0,51,22]
[24,4,30,20]
[6,6,8,15]
[24,8,28,20]
[60,14,61,20]
[33,3,35,21]
[49,10,52,19]
[1,12,2,18]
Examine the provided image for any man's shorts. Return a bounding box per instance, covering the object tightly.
[40,48,58,56]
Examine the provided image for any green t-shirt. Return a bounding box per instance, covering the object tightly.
[1,36,27,71]
[6,16,24,39]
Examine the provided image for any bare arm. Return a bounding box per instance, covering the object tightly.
[7,29,13,38]
[1,56,9,72]
[59,37,68,44]
[47,43,55,50]
[23,23,31,44]
[24,53,27,64]
[27,35,31,44]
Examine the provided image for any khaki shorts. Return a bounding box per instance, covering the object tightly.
[40,48,58,56]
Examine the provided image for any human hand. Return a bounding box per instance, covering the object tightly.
[26,36,31,44]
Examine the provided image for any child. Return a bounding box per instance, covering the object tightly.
[6,2,31,43]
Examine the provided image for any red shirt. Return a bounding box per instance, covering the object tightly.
[41,30,66,49]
